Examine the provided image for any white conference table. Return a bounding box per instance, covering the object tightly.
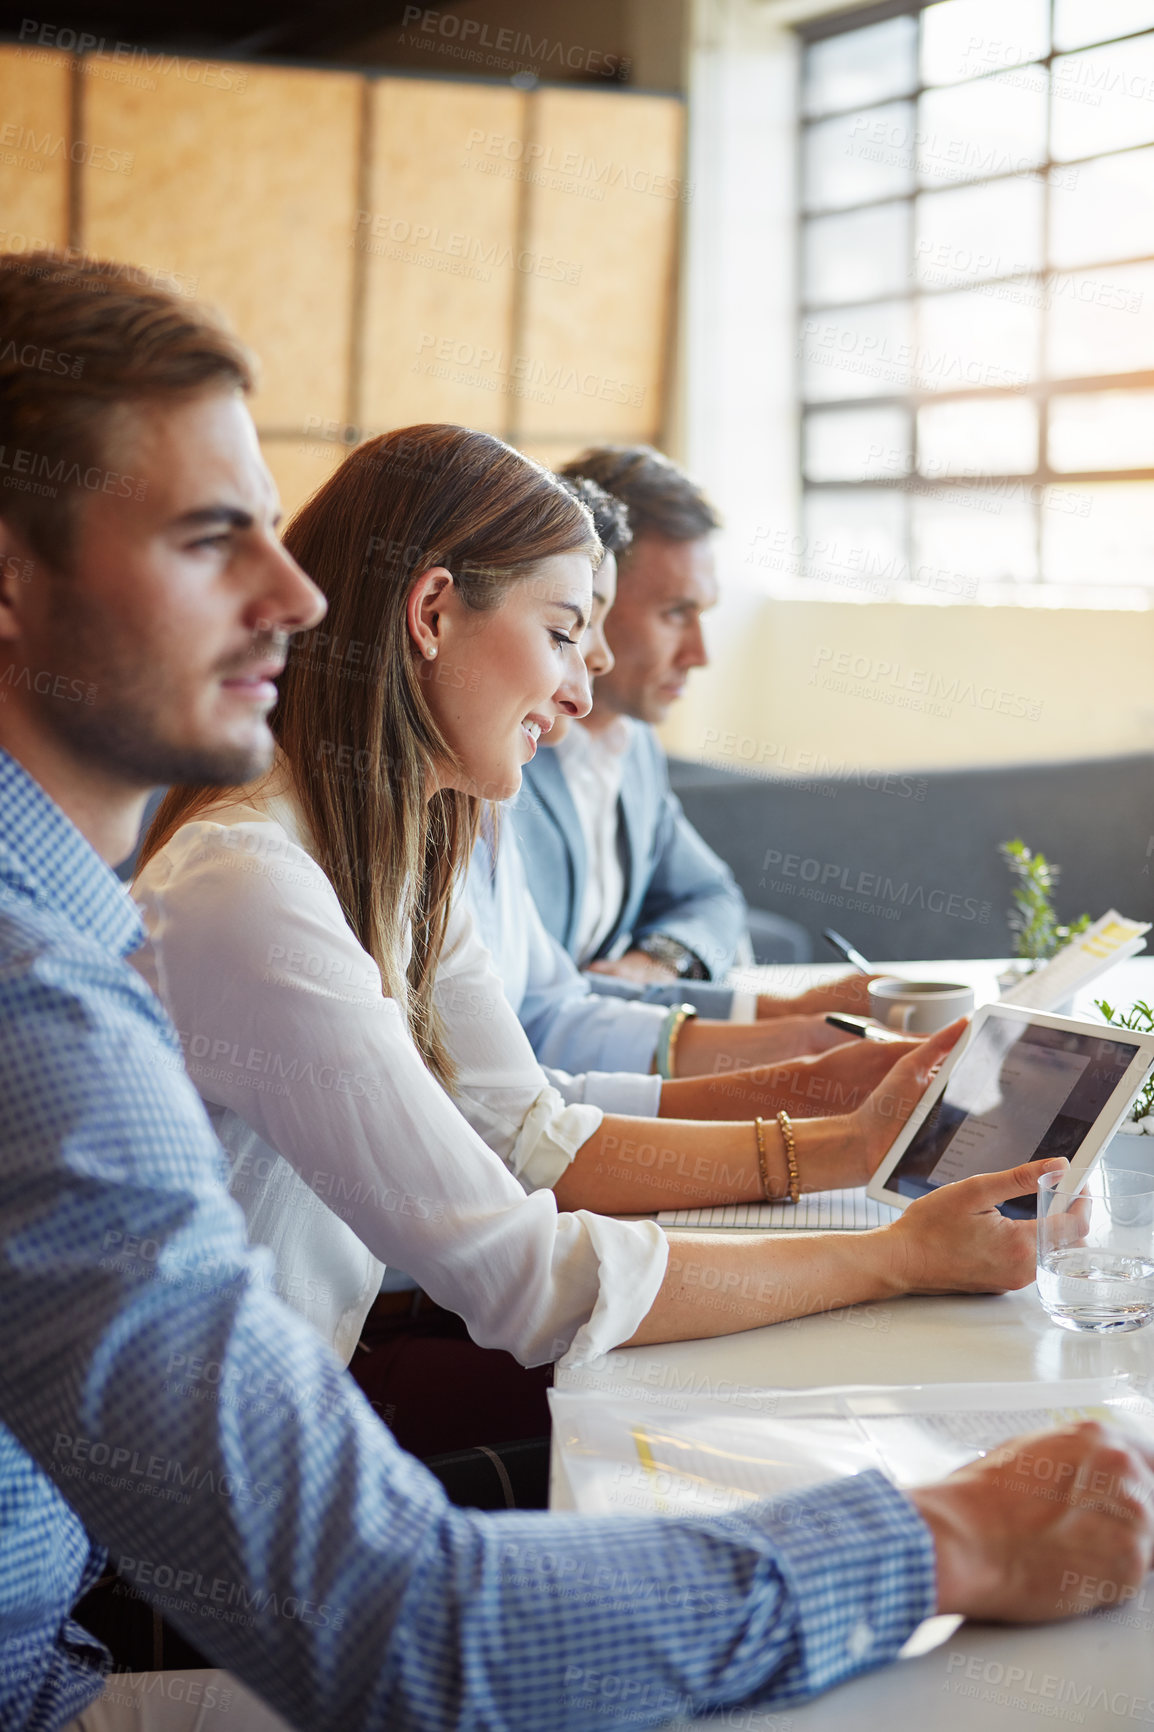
[553,955,1154,1731]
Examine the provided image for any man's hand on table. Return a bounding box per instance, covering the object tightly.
[756,971,885,1021]
[588,949,680,986]
[911,1421,1154,1622]
[671,1013,872,1087]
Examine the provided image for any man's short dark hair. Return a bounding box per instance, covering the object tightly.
[0,250,253,567]
[558,444,720,544]
[556,474,633,561]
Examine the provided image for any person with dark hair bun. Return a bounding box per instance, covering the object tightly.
[557,471,633,562]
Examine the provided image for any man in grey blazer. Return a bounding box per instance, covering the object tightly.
[512,447,870,1024]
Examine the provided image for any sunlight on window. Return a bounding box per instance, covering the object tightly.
[920,0,1049,86]
[918,398,1038,476]
[1049,391,1154,471]
[798,0,1154,601]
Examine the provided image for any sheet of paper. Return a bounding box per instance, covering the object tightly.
[550,1389,882,1520]
[553,1378,1154,1669]
[550,1377,1153,1522]
[656,1187,897,1232]
[1000,910,1149,1012]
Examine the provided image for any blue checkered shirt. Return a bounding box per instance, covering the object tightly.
[0,747,936,1730]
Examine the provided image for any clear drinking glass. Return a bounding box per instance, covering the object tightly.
[1037,1166,1154,1334]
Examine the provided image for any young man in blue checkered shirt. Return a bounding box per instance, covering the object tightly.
[0,252,1150,1732]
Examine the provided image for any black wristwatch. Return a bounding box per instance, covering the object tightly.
[637,933,709,980]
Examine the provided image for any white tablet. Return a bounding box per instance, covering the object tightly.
[867,1003,1154,1219]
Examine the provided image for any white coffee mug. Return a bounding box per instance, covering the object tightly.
[867,977,975,1035]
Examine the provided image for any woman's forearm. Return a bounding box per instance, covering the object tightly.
[658,1064,827,1122]
[673,1015,845,1074]
[625,1227,900,1345]
[551,1111,869,1213]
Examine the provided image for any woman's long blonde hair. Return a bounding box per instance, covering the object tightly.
[138,424,599,1088]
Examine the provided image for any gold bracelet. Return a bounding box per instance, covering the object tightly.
[777,1109,800,1205]
[753,1117,772,1201]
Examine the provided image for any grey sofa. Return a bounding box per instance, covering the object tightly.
[668,753,1154,962]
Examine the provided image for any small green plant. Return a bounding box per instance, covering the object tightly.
[999,838,1091,966]
[1095,999,1154,1122]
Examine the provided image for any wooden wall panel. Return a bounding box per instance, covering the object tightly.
[513,89,683,445]
[0,48,71,249]
[6,45,683,475]
[360,79,526,434]
[261,435,346,521]
[81,60,360,429]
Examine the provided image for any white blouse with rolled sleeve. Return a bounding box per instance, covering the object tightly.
[131,794,667,1370]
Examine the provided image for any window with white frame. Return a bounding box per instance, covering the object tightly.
[798,0,1154,605]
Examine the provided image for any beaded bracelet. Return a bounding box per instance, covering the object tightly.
[655,1003,697,1080]
[753,1117,772,1201]
[777,1108,800,1205]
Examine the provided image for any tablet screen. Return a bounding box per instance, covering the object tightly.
[886,1011,1143,1217]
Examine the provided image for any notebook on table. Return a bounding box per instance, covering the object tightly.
[656,1187,897,1232]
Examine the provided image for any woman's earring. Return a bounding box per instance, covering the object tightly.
[425,645,437,660]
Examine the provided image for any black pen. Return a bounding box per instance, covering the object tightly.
[822,927,872,974]
[824,1012,905,1044]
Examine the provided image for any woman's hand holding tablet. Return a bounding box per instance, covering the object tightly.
[881,1157,1068,1295]
[816,1019,970,1188]
[753,1009,1150,1305]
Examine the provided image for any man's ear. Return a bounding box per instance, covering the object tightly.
[0,519,37,646]
[405,566,454,660]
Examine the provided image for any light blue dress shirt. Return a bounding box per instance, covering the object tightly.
[0,747,935,1730]
[465,821,667,1112]
[514,723,750,989]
